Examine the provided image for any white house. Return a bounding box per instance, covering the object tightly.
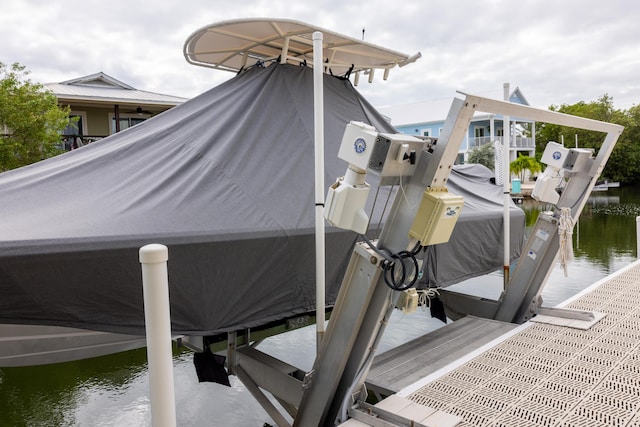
[377,84,535,165]
[44,72,187,150]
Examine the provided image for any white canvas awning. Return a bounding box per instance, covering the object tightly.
[183,18,420,81]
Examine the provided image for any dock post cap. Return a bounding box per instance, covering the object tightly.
[139,244,168,263]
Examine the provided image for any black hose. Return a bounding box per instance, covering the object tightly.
[361,235,423,292]
[382,250,420,291]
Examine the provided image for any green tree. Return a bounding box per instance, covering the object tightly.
[607,104,640,184]
[467,142,495,171]
[535,94,640,184]
[0,62,74,172]
[510,154,541,181]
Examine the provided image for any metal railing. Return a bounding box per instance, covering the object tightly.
[2,134,107,151]
[60,135,106,150]
[469,135,535,149]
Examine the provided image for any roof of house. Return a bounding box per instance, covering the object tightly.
[44,72,188,107]
[378,86,530,127]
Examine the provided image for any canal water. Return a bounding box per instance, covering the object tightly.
[1,186,639,426]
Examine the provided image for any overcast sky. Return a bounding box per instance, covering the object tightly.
[2,0,638,110]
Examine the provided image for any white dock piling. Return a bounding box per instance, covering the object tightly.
[140,244,176,427]
[637,216,640,259]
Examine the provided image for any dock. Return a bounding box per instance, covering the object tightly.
[366,316,518,397]
[511,180,534,203]
[354,259,640,426]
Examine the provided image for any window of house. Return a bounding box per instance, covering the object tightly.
[111,116,146,134]
[61,113,87,150]
[63,114,84,136]
[421,129,431,137]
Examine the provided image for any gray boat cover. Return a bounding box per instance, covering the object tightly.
[0,64,523,335]
[419,163,525,288]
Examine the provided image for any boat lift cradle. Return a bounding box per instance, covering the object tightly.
[221,94,622,427]
[181,20,620,425]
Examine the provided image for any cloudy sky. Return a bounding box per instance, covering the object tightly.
[1,0,638,110]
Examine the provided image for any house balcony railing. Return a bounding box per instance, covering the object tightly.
[61,135,106,150]
[1,134,107,152]
[469,136,535,150]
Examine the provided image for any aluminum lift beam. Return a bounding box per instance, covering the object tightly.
[222,94,622,427]
[294,97,475,426]
[438,95,623,324]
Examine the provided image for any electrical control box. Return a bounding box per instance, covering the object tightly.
[563,148,594,175]
[396,288,419,314]
[540,141,569,169]
[337,121,423,177]
[367,133,424,177]
[337,121,379,171]
[409,189,464,245]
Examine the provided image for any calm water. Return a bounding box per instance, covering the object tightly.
[1,186,639,426]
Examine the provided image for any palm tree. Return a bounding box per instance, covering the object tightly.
[510,154,542,181]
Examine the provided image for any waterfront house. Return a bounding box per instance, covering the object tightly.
[377,85,535,167]
[44,72,187,150]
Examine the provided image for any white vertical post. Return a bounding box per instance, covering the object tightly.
[313,31,326,352]
[489,116,495,141]
[280,37,290,64]
[503,83,511,287]
[140,244,176,427]
[637,216,640,259]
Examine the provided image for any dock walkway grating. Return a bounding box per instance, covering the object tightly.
[401,259,640,426]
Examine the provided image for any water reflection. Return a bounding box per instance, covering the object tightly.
[521,186,639,306]
[1,186,639,426]
[0,347,151,426]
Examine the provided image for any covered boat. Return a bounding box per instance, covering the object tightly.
[0,63,397,336]
[0,25,523,340]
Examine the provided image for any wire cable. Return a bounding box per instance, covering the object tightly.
[360,235,423,291]
[398,159,419,211]
[373,184,395,241]
[366,184,382,232]
[360,234,394,264]
[382,251,419,291]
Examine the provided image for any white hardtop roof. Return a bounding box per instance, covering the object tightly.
[378,86,531,127]
[183,18,421,80]
[44,72,187,106]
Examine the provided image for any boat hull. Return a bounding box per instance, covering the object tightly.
[0,324,146,367]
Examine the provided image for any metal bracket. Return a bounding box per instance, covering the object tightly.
[438,288,500,321]
[349,402,431,427]
[537,306,595,322]
[227,331,237,375]
[302,368,315,390]
[348,398,462,427]
[531,307,606,330]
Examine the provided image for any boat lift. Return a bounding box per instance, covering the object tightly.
[222,95,622,427]
[0,19,624,427]
[183,18,624,427]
